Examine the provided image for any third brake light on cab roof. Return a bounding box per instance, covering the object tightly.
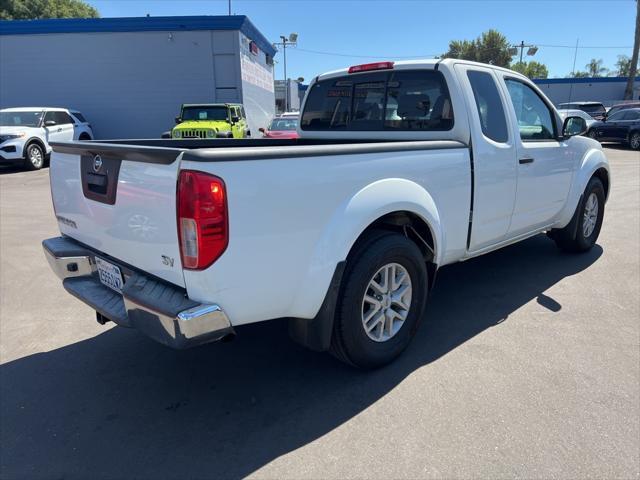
[348,61,395,73]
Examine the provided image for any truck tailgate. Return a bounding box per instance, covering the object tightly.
[49,142,186,287]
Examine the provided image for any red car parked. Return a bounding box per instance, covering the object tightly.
[259,116,299,139]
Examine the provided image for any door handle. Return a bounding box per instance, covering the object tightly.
[57,128,62,132]
[519,157,534,164]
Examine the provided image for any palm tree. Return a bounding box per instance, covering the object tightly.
[586,58,608,77]
[624,0,639,99]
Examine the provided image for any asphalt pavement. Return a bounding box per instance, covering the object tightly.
[0,146,638,479]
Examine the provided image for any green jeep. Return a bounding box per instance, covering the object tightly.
[172,103,249,139]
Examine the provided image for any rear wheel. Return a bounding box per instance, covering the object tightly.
[551,177,605,253]
[23,143,45,170]
[629,132,640,150]
[330,231,428,369]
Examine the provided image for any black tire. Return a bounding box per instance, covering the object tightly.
[23,142,45,170]
[551,177,605,253]
[629,131,640,150]
[330,231,428,369]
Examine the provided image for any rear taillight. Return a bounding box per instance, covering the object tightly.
[177,170,228,270]
[348,61,394,74]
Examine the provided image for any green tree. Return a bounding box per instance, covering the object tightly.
[511,61,549,79]
[614,55,633,77]
[443,29,512,67]
[585,58,608,77]
[568,71,590,78]
[0,0,99,20]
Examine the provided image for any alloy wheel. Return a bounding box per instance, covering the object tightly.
[361,262,412,342]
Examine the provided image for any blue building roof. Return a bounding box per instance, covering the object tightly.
[534,76,640,85]
[0,15,277,57]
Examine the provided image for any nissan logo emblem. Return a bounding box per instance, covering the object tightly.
[92,155,103,173]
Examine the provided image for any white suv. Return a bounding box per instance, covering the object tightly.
[0,107,94,170]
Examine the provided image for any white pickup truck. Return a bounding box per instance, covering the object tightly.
[43,59,610,368]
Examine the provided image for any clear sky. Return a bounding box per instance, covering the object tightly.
[85,0,638,82]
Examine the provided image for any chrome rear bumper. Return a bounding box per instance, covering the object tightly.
[43,236,234,349]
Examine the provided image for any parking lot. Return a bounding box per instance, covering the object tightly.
[0,146,638,479]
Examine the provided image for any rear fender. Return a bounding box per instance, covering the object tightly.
[289,178,443,318]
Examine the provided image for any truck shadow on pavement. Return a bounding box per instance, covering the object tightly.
[0,235,602,479]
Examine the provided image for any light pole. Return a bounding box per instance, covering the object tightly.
[509,41,538,64]
[274,33,298,112]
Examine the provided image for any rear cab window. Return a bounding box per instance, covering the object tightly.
[301,70,454,131]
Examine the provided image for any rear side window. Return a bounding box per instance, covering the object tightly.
[623,110,640,120]
[71,112,86,123]
[301,70,453,131]
[467,70,508,143]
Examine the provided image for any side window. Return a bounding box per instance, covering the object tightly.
[467,70,508,143]
[505,79,556,141]
[43,111,56,125]
[627,111,640,121]
[240,107,246,119]
[54,112,73,125]
[608,110,626,121]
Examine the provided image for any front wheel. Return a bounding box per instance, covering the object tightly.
[551,177,605,253]
[629,132,640,150]
[23,143,45,170]
[330,231,428,369]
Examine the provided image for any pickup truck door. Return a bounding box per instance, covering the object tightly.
[499,77,575,236]
[454,64,518,251]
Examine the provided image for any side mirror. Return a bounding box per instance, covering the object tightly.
[175,116,182,124]
[231,115,240,123]
[44,120,56,127]
[161,131,172,139]
[562,116,588,138]
[258,127,265,133]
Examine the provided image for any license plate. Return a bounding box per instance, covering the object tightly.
[95,257,124,294]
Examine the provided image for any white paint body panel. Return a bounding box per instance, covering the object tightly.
[51,152,186,287]
[48,59,610,328]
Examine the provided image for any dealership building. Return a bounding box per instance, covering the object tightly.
[0,16,277,138]
[533,76,640,107]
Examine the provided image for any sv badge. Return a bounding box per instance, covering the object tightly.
[161,255,175,267]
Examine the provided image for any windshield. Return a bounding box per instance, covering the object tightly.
[181,106,228,122]
[269,118,298,130]
[580,104,606,114]
[0,111,43,127]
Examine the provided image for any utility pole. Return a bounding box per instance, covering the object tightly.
[624,0,639,99]
[281,36,288,111]
[228,0,231,15]
[273,33,298,113]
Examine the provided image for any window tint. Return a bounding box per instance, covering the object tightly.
[43,111,56,124]
[622,110,640,120]
[505,79,555,141]
[608,110,627,121]
[240,107,246,119]
[301,70,453,131]
[467,70,508,143]
[53,112,74,124]
[71,112,86,123]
